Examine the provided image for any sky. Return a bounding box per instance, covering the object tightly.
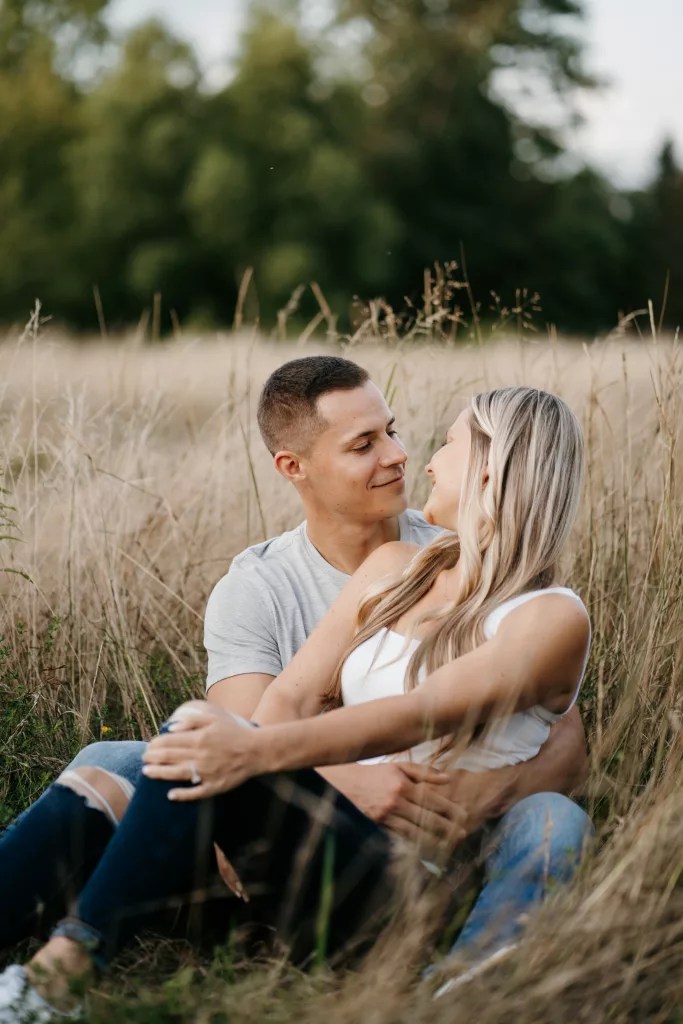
[106,0,683,188]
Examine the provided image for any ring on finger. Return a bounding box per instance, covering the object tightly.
[189,762,202,786]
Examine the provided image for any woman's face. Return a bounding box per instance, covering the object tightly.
[423,410,472,530]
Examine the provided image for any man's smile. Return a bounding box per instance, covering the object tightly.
[371,474,405,489]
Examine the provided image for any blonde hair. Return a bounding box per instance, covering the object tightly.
[325,387,585,719]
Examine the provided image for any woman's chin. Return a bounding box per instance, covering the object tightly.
[423,502,437,526]
[423,501,454,532]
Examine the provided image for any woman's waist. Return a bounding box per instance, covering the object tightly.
[356,708,555,772]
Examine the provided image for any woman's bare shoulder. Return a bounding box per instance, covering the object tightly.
[360,541,421,580]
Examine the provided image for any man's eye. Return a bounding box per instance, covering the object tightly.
[388,429,399,438]
[353,441,372,452]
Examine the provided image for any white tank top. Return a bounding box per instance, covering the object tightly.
[340,587,590,772]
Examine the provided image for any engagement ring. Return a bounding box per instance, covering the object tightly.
[189,762,202,786]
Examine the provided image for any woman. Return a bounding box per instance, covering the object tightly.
[0,387,591,1020]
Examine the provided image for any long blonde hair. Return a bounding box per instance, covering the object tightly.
[325,387,585,711]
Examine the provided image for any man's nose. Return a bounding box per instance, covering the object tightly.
[381,435,408,466]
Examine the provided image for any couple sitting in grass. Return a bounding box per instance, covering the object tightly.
[0,356,593,1020]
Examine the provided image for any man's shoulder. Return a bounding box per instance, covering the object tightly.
[399,508,444,546]
[229,522,306,574]
[206,524,307,619]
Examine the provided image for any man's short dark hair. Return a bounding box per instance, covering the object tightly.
[257,356,370,454]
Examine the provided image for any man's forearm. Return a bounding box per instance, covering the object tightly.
[495,707,588,813]
[440,708,588,835]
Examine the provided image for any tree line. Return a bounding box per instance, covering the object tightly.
[0,0,680,336]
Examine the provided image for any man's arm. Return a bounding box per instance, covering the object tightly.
[438,707,588,835]
[207,674,274,718]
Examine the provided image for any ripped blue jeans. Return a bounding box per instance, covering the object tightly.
[0,740,593,967]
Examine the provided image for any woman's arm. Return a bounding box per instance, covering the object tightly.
[250,541,417,725]
[144,593,589,801]
[253,594,589,774]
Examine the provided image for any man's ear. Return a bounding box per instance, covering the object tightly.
[273,449,306,484]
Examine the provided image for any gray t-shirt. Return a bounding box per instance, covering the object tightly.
[204,510,443,688]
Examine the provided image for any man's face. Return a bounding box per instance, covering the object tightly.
[301,382,408,522]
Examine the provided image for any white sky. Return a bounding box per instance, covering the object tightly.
[106,0,683,187]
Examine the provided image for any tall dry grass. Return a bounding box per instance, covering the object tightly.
[0,320,681,1021]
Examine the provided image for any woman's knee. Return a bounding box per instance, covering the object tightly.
[67,740,147,785]
[58,766,134,826]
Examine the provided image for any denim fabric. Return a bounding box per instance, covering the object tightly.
[55,723,395,966]
[68,741,148,787]
[446,792,594,961]
[0,785,114,947]
[2,737,593,970]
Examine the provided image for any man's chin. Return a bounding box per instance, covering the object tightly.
[373,489,408,518]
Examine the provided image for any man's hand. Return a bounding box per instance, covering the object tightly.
[316,762,468,851]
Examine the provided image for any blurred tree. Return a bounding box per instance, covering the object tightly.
[528,169,630,332]
[0,0,661,334]
[186,5,402,321]
[627,141,683,331]
[327,0,623,328]
[0,0,108,71]
[0,43,82,321]
[0,0,110,324]
[68,20,209,329]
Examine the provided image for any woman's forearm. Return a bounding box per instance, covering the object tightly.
[251,690,439,774]
[251,673,326,726]
[249,640,536,776]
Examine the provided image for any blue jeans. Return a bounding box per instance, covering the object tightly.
[68,740,147,787]
[441,791,593,963]
[1,736,393,964]
[1,740,593,966]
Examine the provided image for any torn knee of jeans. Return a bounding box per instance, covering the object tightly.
[57,766,134,827]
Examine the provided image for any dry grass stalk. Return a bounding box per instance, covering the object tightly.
[0,324,681,1020]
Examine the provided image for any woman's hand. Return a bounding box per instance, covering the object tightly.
[142,700,260,801]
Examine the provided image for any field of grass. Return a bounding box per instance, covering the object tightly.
[0,320,681,1022]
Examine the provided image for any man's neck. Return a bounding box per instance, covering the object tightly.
[304,511,402,576]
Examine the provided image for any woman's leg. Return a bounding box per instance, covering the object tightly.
[42,766,393,970]
[0,742,147,948]
[0,784,115,949]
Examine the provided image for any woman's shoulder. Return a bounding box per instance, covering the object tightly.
[488,587,590,645]
[351,541,419,589]
[495,586,587,616]
[362,540,420,578]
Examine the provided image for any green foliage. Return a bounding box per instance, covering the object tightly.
[0,667,81,827]
[0,0,678,333]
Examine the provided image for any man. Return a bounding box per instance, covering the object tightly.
[203,354,592,971]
